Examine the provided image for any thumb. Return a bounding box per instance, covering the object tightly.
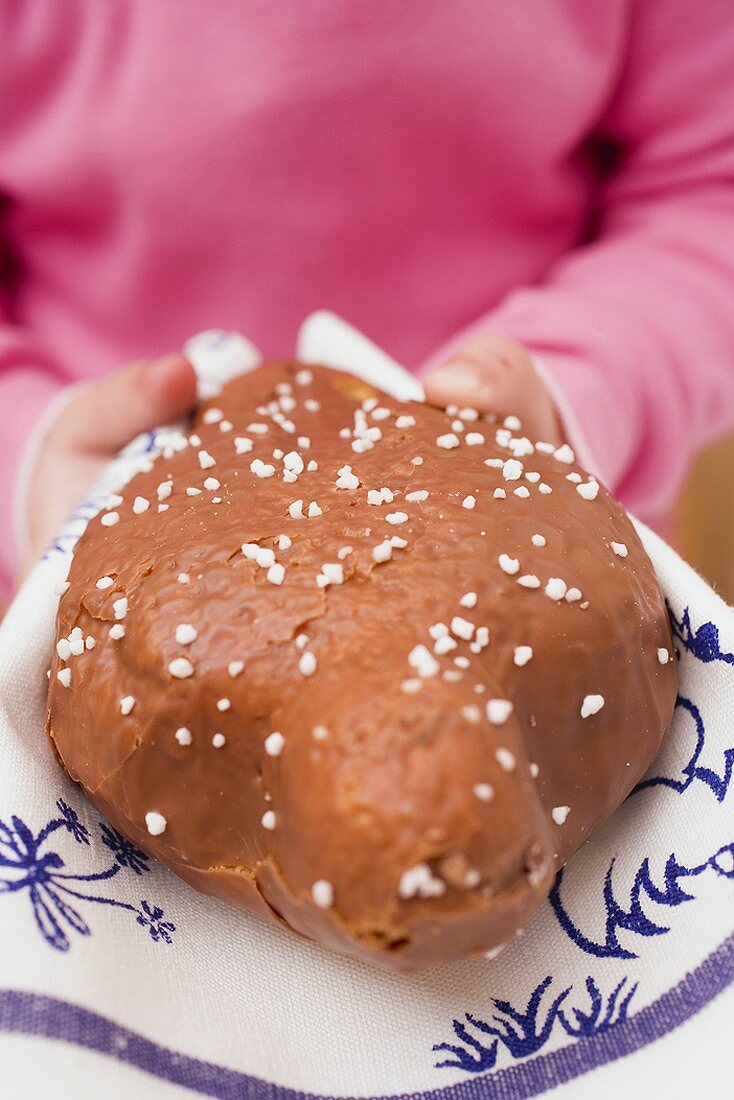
[424,335,535,415]
[55,354,198,453]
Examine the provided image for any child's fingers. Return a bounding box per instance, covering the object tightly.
[424,334,537,417]
[53,354,197,452]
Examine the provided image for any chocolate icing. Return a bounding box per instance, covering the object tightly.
[46,364,677,971]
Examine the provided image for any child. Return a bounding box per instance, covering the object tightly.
[2,1,734,595]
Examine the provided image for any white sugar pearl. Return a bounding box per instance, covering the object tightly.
[580,694,605,718]
[335,465,359,490]
[119,695,135,716]
[513,645,533,667]
[486,699,513,725]
[175,727,192,746]
[175,624,198,646]
[436,433,460,449]
[502,459,523,481]
[133,496,150,514]
[518,574,541,589]
[168,657,194,679]
[611,542,628,557]
[299,652,317,677]
[498,554,520,575]
[145,812,167,836]
[657,648,670,665]
[265,732,285,756]
[267,563,285,585]
[552,805,570,825]
[577,480,599,501]
[473,783,494,802]
[261,810,276,830]
[212,733,226,748]
[451,616,475,641]
[408,644,440,678]
[101,511,120,527]
[311,880,334,908]
[496,747,516,771]
[545,577,567,601]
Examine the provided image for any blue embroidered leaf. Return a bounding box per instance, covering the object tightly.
[30,886,70,952]
[433,1019,498,1072]
[550,844,730,959]
[433,975,637,1074]
[466,976,571,1058]
[44,885,92,937]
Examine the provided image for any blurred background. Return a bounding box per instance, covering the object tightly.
[675,435,734,603]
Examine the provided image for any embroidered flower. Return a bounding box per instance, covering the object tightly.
[55,799,90,845]
[0,802,176,952]
[100,824,151,876]
[136,900,176,944]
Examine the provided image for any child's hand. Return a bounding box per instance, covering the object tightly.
[424,335,564,447]
[25,354,197,574]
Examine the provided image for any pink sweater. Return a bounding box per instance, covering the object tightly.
[2,1,734,592]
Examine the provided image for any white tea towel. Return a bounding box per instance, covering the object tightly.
[0,315,731,1099]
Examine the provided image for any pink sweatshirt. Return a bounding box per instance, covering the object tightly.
[2,1,734,593]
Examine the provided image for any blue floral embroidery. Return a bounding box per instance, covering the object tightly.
[55,799,91,846]
[433,975,636,1073]
[669,606,734,666]
[634,696,734,803]
[0,799,176,952]
[136,900,176,944]
[549,844,734,960]
[100,824,151,876]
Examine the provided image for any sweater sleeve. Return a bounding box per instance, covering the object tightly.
[0,296,69,591]
[425,0,734,525]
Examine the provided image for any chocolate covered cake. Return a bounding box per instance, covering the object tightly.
[46,363,677,971]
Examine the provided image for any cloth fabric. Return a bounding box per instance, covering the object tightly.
[0,319,731,1100]
[3,2,734,593]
